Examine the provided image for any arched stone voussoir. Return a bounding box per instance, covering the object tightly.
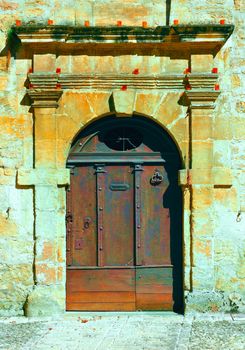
[134,92,164,117]
[57,91,111,126]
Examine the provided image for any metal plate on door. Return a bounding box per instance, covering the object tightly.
[110,183,130,191]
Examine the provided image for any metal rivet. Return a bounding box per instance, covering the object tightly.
[136,185,140,189]
[99,187,102,191]
[137,245,141,248]
[100,226,103,230]
[137,225,141,229]
[99,207,103,211]
[99,247,103,250]
[137,205,140,209]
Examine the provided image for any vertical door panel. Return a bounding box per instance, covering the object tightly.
[102,165,134,266]
[70,166,97,266]
[139,165,171,266]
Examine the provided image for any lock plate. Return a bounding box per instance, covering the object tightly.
[75,239,83,250]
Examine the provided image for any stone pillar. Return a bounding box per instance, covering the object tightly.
[179,90,232,311]
[17,89,70,316]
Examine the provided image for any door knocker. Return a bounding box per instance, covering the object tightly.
[84,217,91,229]
[150,170,164,186]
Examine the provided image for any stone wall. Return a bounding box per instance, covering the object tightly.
[0,1,244,316]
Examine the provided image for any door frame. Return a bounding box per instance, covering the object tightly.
[66,116,184,312]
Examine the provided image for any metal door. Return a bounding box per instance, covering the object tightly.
[66,163,173,311]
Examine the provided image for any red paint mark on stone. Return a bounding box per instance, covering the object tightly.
[81,319,89,323]
[117,21,122,27]
[56,68,61,74]
[214,84,220,90]
[48,19,53,25]
[184,68,191,74]
[212,67,218,73]
[220,19,225,25]
[28,68,33,73]
[15,20,21,26]
[121,85,127,91]
[185,84,192,90]
[84,21,90,27]
[56,83,61,89]
[142,21,147,28]
[29,83,34,89]
[132,68,139,75]
[173,19,179,25]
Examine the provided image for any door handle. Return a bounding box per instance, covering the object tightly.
[150,170,164,186]
[84,216,91,229]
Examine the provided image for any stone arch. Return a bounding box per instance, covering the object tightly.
[57,90,187,169]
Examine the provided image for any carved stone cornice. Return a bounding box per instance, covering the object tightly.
[28,73,218,91]
[27,89,63,108]
[179,90,220,109]
[10,25,234,56]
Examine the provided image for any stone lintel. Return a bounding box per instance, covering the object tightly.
[179,168,232,187]
[27,90,63,108]
[179,90,220,109]
[18,168,70,186]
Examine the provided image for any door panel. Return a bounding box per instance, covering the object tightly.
[136,267,173,310]
[102,165,134,266]
[66,268,136,311]
[139,165,171,266]
[68,166,97,267]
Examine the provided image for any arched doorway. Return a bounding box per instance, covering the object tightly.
[66,115,183,312]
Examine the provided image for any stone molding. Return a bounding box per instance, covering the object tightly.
[17,168,70,186]
[179,90,220,109]
[28,73,218,91]
[27,90,63,108]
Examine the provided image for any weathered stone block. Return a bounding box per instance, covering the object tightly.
[135,92,163,117]
[33,54,56,73]
[36,263,57,285]
[212,167,232,186]
[192,209,213,236]
[213,140,231,168]
[192,185,213,210]
[192,238,213,266]
[56,55,71,73]
[112,90,136,115]
[154,92,187,127]
[213,117,231,140]
[24,285,65,316]
[35,186,58,211]
[192,141,213,169]
[191,55,213,72]
[71,55,94,74]
[166,59,188,73]
[35,115,56,141]
[192,116,212,140]
[35,140,56,168]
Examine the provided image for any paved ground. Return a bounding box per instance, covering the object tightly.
[0,312,244,350]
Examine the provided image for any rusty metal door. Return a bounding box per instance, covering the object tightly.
[66,162,173,311]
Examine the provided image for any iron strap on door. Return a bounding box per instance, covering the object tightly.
[95,164,106,267]
[134,164,144,266]
[66,168,74,266]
